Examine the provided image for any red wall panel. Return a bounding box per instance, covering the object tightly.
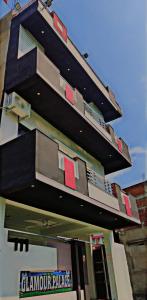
[52,12,67,42]
[64,157,76,190]
[65,84,75,105]
[116,138,123,153]
[123,194,132,217]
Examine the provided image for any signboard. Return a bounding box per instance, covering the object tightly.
[19,270,72,298]
[91,233,104,250]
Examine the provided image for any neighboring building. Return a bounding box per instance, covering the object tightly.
[0,1,140,300]
[119,181,147,300]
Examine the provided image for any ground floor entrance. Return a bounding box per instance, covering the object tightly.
[93,245,112,300]
[0,198,134,300]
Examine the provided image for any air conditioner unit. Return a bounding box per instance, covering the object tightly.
[5,92,31,119]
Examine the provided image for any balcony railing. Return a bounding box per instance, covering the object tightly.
[87,169,140,222]
[87,168,106,192]
[111,183,140,220]
[84,103,107,130]
[87,169,113,196]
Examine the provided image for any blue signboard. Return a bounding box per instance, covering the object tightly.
[19,270,73,298]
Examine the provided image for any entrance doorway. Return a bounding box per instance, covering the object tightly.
[93,245,112,300]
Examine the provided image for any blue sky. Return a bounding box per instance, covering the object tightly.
[0,0,146,188]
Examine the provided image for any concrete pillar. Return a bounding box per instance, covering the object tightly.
[104,232,118,300]
[0,197,6,228]
[0,198,6,299]
[0,94,18,145]
[86,243,97,300]
[0,13,12,104]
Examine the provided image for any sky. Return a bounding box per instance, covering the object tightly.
[0,0,147,188]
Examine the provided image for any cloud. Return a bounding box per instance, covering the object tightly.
[109,118,121,126]
[130,146,147,155]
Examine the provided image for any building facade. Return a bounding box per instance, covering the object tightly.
[119,181,147,300]
[0,1,140,300]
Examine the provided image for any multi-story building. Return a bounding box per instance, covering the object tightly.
[0,1,140,300]
[119,181,147,300]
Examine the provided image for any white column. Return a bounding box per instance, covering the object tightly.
[104,232,118,300]
[110,232,133,300]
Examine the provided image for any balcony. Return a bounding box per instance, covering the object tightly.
[86,170,140,221]
[111,183,140,220]
[8,0,122,122]
[5,47,131,174]
[0,130,140,229]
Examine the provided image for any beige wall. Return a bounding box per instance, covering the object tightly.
[88,182,120,210]
[120,226,147,298]
[0,94,18,144]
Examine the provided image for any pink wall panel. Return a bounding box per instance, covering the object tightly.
[116,139,123,153]
[65,84,75,105]
[52,12,68,42]
[123,194,132,217]
[64,157,76,190]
